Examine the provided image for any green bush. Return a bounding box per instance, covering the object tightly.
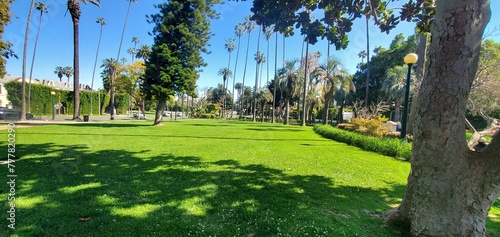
[4,81,128,115]
[314,124,412,160]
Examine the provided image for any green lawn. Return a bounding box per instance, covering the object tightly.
[0,120,498,236]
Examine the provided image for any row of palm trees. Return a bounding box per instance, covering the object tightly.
[217,14,357,125]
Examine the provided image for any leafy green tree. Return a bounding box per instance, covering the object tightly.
[90,17,106,115]
[251,0,500,235]
[353,34,417,105]
[0,0,15,78]
[67,0,101,119]
[143,0,220,125]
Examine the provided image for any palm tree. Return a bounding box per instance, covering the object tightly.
[224,37,235,110]
[21,0,35,120]
[278,59,300,125]
[381,66,410,122]
[313,58,343,124]
[335,74,356,124]
[101,58,119,114]
[27,2,48,113]
[90,17,106,115]
[111,0,137,120]
[63,66,73,83]
[131,36,139,63]
[136,44,151,61]
[264,26,273,86]
[358,50,367,64]
[67,0,101,120]
[232,23,245,118]
[252,25,263,122]
[218,67,232,119]
[255,50,266,88]
[241,15,255,117]
[54,66,64,82]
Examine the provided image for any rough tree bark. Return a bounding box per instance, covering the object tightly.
[384,1,499,236]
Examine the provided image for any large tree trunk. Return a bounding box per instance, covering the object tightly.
[154,96,166,126]
[408,33,428,134]
[385,1,499,236]
[69,0,81,120]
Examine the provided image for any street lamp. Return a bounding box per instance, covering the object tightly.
[400,53,418,141]
[50,91,56,120]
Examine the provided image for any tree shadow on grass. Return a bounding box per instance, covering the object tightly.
[0,143,408,237]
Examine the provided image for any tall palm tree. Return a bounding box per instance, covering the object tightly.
[381,66,410,122]
[54,66,64,82]
[252,25,263,122]
[313,58,343,124]
[111,0,137,120]
[241,15,255,117]
[67,0,101,119]
[218,67,232,119]
[255,50,266,88]
[278,59,300,125]
[90,17,105,116]
[63,66,73,83]
[232,23,245,118]
[358,50,367,64]
[335,74,356,124]
[131,36,139,63]
[21,0,35,120]
[224,37,235,108]
[101,58,119,114]
[27,2,48,113]
[272,30,279,123]
[264,26,273,86]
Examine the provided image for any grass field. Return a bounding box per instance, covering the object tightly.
[0,119,498,236]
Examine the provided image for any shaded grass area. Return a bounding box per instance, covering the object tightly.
[0,119,497,236]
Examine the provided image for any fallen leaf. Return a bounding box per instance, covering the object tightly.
[78,217,91,222]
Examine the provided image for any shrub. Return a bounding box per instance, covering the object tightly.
[350,115,388,137]
[314,124,412,160]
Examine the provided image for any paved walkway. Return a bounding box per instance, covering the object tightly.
[0,114,146,129]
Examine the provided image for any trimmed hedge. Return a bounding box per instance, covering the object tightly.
[4,81,129,115]
[314,124,412,160]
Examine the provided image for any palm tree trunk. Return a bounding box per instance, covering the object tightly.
[364,14,371,107]
[68,0,82,120]
[272,32,278,124]
[301,42,309,126]
[232,36,241,118]
[253,26,262,122]
[21,0,35,121]
[241,31,252,119]
[90,22,104,116]
[112,0,133,120]
[28,8,43,114]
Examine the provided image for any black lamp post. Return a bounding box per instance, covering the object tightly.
[400,53,418,141]
[50,91,56,120]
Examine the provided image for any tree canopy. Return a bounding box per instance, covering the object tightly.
[0,0,16,78]
[249,0,434,49]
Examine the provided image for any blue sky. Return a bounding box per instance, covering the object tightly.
[4,0,500,93]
